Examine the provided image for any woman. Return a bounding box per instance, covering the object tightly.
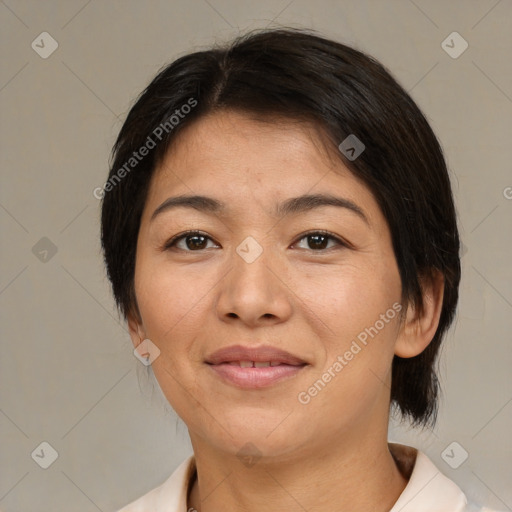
[101,29,496,511]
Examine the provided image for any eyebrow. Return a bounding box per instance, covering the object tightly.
[151,193,369,224]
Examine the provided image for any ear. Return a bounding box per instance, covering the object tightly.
[394,270,445,358]
[127,307,146,349]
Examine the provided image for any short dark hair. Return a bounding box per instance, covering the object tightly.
[101,28,460,427]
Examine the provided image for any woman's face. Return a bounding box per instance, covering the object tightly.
[131,111,404,460]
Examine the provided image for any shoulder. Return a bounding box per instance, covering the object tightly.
[116,455,195,512]
[465,506,505,512]
[465,506,504,512]
[115,448,503,512]
[389,443,501,512]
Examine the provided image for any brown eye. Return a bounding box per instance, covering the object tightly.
[293,231,345,251]
[165,231,218,251]
[306,234,329,250]
[185,235,208,250]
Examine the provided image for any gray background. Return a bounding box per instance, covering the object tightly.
[1,0,511,510]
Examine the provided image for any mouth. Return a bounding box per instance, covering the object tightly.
[205,345,308,389]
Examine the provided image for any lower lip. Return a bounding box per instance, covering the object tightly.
[208,363,306,389]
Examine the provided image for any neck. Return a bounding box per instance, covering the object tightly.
[187,431,408,512]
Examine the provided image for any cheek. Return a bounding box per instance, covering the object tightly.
[135,258,213,341]
[290,259,402,410]
[298,314,400,429]
[135,262,206,420]
[290,261,401,346]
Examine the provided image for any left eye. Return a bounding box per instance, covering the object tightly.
[293,232,344,251]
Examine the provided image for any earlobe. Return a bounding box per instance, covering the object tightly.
[127,309,146,349]
[394,270,445,358]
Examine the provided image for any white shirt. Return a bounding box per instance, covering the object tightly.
[116,444,498,512]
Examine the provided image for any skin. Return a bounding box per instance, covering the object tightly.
[128,111,444,512]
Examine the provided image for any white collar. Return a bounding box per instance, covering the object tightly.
[389,443,468,511]
[118,443,476,511]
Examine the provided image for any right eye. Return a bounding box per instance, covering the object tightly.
[164,231,220,252]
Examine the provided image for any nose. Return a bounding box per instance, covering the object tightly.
[215,244,293,328]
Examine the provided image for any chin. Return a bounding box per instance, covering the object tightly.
[198,409,310,459]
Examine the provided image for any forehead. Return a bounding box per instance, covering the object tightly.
[144,111,377,220]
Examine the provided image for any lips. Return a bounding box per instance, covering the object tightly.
[206,345,307,366]
[228,361,285,367]
[206,345,307,389]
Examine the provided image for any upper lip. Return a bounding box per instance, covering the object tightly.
[206,345,307,366]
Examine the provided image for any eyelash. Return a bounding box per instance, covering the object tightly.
[163,230,349,252]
